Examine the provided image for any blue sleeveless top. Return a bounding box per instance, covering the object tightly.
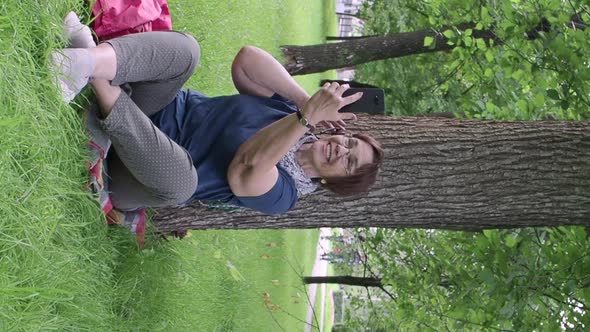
[150,89,299,215]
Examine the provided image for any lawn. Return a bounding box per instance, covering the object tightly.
[0,0,335,330]
[110,228,320,331]
[172,0,337,96]
[323,265,337,332]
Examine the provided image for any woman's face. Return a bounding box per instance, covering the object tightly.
[307,134,375,178]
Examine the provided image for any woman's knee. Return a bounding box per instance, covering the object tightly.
[177,32,201,76]
[186,34,201,66]
[158,170,198,206]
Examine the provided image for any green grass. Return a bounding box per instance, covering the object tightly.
[0,1,119,330]
[172,0,337,96]
[323,0,339,41]
[308,248,338,332]
[0,0,335,330]
[110,228,319,331]
[323,265,337,332]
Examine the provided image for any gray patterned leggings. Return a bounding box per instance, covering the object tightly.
[88,31,200,211]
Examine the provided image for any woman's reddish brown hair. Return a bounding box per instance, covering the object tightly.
[322,132,384,196]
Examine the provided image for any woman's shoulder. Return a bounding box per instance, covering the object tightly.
[233,172,299,215]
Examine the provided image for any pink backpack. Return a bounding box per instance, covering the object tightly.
[92,0,172,41]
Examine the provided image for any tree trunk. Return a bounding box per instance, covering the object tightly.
[303,276,382,287]
[326,35,378,41]
[281,23,495,75]
[154,116,590,232]
[281,17,578,75]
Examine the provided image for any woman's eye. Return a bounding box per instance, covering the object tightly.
[347,158,353,174]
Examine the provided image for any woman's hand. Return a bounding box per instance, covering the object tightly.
[302,82,362,129]
[317,119,348,132]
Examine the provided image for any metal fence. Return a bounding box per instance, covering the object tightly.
[336,0,365,36]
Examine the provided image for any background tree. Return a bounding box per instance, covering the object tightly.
[321,0,590,330]
[341,226,590,330]
[283,0,589,120]
[155,116,590,232]
[303,276,383,288]
[354,0,590,119]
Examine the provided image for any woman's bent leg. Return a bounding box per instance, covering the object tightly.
[106,150,192,210]
[104,31,200,115]
[86,32,200,209]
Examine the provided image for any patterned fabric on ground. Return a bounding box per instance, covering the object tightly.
[86,111,146,247]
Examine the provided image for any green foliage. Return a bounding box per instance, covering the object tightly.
[344,227,590,330]
[355,0,590,120]
[355,0,466,116]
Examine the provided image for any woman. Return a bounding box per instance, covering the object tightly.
[54,13,384,215]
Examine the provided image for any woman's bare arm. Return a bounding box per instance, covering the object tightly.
[231,46,310,108]
[228,83,361,197]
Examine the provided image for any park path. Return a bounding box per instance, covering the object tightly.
[304,228,331,332]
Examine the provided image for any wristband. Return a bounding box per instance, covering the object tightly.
[296,109,315,133]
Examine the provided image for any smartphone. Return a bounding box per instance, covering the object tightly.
[340,88,385,114]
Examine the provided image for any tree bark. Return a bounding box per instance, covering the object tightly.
[303,276,382,287]
[281,23,496,75]
[281,17,583,75]
[326,35,378,41]
[154,116,590,232]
